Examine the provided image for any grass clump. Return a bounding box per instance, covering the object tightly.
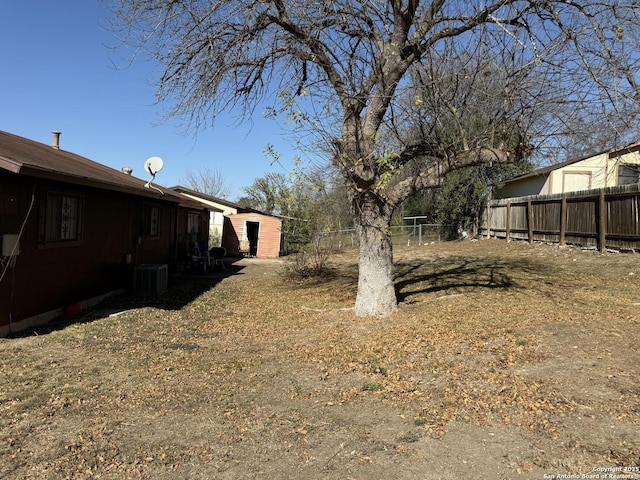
[361,382,384,392]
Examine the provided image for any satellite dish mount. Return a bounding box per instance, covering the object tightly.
[144,156,164,194]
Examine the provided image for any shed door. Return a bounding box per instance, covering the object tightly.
[246,221,259,257]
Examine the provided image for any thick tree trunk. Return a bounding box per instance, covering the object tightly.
[352,196,397,317]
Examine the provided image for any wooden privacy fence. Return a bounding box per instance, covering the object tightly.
[480,183,640,252]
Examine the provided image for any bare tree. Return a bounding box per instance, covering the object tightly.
[182,166,231,198]
[110,0,640,316]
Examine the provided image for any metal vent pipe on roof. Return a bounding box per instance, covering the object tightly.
[52,131,61,149]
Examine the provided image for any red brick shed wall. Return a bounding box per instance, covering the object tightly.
[221,213,281,258]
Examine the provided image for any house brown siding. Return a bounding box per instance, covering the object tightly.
[175,207,210,264]
[0,171,179,335]
[0,130,216,336]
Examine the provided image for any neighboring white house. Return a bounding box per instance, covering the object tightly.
[495,141,640,199]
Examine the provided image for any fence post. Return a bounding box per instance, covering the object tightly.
[486,202,491,239]
[560,193,566,246]
[527,198,533,244]
[418,224,422,245]
[505,200,511,242]
[598,188,606,253]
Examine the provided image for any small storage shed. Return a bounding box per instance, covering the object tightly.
[222,212,282,258]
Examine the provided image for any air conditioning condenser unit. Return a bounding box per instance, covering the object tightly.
[134,264,168,295]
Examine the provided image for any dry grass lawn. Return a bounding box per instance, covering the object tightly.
[1,239,639,479]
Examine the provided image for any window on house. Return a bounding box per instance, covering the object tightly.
[143,204,161,237]
[618,164,640,185]
[41,192,84,244]
[187,211,201,235]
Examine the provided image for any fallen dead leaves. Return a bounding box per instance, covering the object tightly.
[1,240,639,478]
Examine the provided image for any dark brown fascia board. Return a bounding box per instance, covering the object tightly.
[16,165,170,200]
[8,165,209,212]
[1,153,164,199]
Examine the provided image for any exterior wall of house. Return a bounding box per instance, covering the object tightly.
[175,206,210,265]
[547,152,608,193]
[209,211,225,247]
[0,171,182,336]
[221,213,282,258]
[174,192,235,248]
[494,175,550,199]
[609,148,640,186]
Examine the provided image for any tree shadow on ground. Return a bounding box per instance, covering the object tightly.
[285,251,551,309]
[395,254,551,303]
[9,259,246,338]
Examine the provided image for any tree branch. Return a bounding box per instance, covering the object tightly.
[387,145,519,206]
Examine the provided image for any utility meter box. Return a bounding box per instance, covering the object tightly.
[1,234,20,256]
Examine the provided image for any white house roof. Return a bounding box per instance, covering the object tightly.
[505,141,640,185]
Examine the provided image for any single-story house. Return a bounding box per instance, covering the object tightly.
[170,186,282,258]
[0,130,211,336]
[494,141,640,199]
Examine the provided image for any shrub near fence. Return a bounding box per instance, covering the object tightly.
[481,183,640,252]
[319,224,442,252]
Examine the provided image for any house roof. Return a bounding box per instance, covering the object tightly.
[170,185,270,216]
[505,152,598,184]
[0,130,206,209]
[503,141,640,185]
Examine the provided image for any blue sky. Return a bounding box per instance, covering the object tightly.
[0,0,303,200]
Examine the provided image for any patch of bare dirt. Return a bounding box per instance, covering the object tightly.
[1,240,639,479]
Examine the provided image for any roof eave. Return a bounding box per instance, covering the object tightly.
[16,165,175,201]
[170,185,272,216]
[0,155,22,174]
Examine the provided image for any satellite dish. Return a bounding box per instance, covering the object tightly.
[144,156,164,175]
[143,156,164,195]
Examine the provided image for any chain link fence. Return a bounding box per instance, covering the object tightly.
[317,224,443,252]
